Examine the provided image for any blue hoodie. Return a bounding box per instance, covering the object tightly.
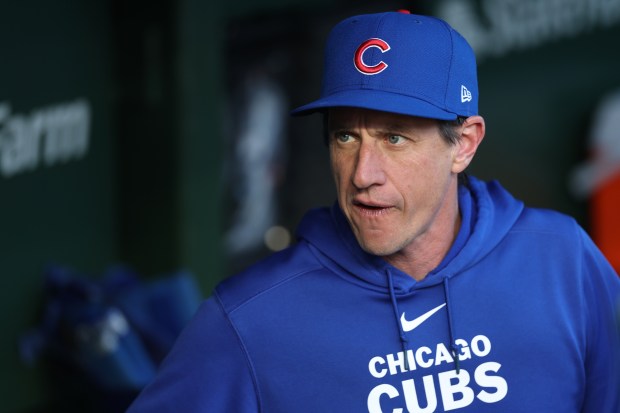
[127,177,620,412]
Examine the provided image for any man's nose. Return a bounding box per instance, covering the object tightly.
[352,141,386,189]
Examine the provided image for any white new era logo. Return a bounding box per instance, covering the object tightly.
[461,85,472,103]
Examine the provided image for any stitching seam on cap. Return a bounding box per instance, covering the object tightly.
[442,20,455,112]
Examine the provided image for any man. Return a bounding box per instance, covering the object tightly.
[127,10,620,412]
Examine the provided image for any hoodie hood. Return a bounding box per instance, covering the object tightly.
[296,176,524,293]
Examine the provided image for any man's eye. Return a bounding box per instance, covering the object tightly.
[387,135,404,144]
[336,133,353,143]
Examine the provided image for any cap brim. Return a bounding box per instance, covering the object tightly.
[291,89,458,120]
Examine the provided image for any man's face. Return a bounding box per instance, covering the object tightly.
[328,107,461,260]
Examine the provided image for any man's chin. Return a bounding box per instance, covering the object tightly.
[356,237,400,258]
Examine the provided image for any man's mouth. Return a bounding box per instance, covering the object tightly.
[352,200,392,215]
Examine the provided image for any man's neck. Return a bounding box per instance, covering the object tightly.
[384,193,462,281]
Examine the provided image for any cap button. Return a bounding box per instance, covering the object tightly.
[397,9,411,14]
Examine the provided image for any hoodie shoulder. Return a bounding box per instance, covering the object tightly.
[512,205,581,237]
[215,241,324,314]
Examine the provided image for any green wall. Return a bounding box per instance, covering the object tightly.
[1,0,117,411]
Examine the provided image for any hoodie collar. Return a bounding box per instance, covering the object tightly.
[297,176,524,292]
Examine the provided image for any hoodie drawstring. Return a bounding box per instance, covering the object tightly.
[443,277,461,374]
[387,269,461,375]
[387,270,410,370]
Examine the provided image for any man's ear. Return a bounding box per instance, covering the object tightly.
[452,115,485,174]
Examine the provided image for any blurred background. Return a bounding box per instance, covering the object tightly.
[1,0,619,411]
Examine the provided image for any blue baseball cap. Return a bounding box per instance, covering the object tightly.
[291,10,478,120]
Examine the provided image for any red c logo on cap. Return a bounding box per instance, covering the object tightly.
[354,38,391,75]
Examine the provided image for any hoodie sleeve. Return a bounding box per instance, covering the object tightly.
[579,227,620,413]
[126,296,259,412]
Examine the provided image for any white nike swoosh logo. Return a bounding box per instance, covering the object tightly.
[400,303,447,332]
